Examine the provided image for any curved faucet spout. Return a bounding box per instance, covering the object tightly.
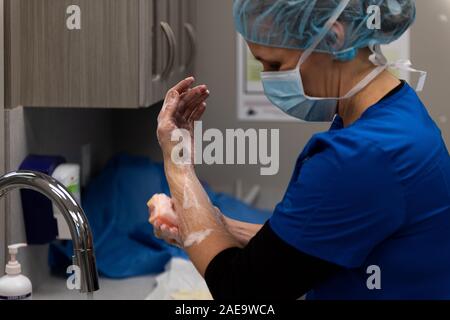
[0,171,100,293]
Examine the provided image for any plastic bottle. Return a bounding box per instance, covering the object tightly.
[0,244,32,300]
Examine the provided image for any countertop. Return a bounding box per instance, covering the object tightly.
[32,272,157,300]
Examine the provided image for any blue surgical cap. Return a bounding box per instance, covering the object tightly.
[233,0,416,61]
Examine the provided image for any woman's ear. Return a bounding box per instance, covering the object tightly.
[330,21,346,51]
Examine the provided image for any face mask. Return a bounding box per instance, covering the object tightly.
[261,0,427,122]
[261,66,338,122]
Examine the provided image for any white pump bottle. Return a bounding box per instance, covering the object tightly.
[0,243,32,300]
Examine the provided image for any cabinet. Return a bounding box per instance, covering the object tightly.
[152,0,197,96]
[5,0,197,109]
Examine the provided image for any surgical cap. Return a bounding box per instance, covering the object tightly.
[233,0,416,61]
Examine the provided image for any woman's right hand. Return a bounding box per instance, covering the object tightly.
[148,193,224,248]
[148,194,262,248]
[148,194,183,248]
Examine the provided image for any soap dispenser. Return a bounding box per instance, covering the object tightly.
[0,244,32,300]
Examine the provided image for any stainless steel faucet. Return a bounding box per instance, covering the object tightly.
[0,171,100,293]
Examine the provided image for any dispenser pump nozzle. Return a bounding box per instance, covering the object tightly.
[6,243,27,275]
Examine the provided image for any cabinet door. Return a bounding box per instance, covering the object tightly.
[139,0,155,107]
[152,0,173,99]
[179,0,197,79]
[7,0,140,108]
[167,0,197,86]
[167,0,183,88]
[152,0,197,99]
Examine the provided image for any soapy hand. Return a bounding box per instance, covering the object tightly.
[148,194,182,247]
[148,193,260,249]
[148,193,225,248]
[157,77,210,162]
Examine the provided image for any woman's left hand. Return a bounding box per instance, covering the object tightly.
[157,77,210,161]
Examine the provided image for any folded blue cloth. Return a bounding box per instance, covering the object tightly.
[49,154,271,279]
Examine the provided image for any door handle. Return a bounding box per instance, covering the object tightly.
[183,23,197,72]
[160,21,177,80]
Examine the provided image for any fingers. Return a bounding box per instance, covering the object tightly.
[147,196,158,223]
[147,197,155,210]
[176,85,209,119]
[147,194,181,246]
[188,102,207,122]
[181,87,209,120]
[171,76,195,95]
[155,223,180,243]
[153,218,162,229]
[159,77,196,123]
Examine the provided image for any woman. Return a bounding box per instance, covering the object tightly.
[149,0,450,299]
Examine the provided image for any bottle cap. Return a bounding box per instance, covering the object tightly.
[5,243,27,275]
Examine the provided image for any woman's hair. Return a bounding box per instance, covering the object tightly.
[233,0,416,61]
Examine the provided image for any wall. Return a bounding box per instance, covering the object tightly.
[411,1,450,144]
[112,103,163,162]
[23,107,115,173]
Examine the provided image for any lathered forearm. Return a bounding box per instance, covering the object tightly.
[163,155,241,276]
[224,217,263,247]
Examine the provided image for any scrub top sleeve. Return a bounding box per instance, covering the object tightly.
[205,222,342,300]
[269,140,406,268]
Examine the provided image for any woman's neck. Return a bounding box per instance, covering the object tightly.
[338,70,401,127]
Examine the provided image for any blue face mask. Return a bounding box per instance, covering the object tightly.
[261,50,426,122]
[261,64,338,122]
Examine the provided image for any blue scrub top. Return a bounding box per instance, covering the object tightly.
[269,83,450,299]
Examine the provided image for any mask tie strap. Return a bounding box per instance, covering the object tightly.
[369,43,427,92]
[387,59,428,92]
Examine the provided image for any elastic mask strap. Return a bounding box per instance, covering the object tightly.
[298,0,351,67]
[340,65,388,99]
